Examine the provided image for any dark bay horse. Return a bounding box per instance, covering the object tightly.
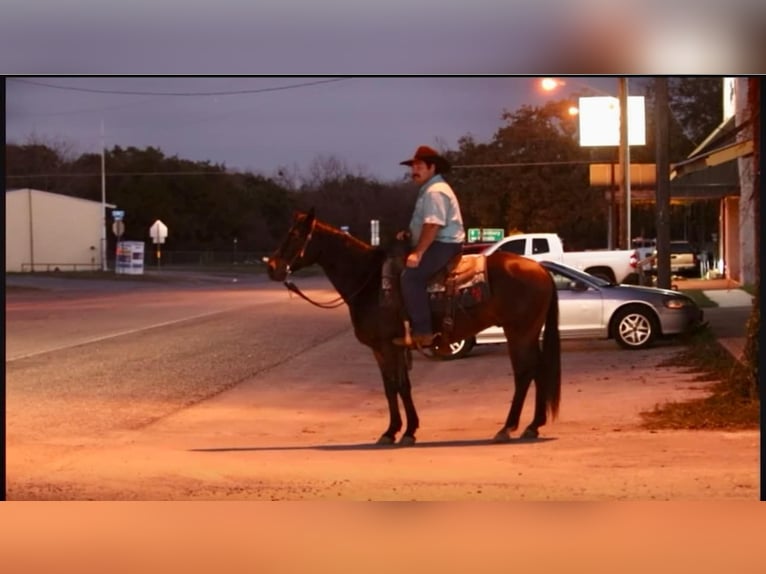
[266,209,561,445]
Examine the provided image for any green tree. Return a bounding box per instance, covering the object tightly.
[447,100,607,249]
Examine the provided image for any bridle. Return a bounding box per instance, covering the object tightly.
[279,217,376,309]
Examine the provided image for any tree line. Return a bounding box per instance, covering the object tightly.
[6,78,722,255]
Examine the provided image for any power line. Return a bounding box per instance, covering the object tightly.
[7,160,597,178]
[6,171,239,178]
[7,77,353,97]
[453,160,594,168]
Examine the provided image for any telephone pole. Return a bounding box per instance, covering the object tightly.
[654,78,671,289]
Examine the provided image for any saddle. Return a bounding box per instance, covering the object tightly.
[426,253,487,296]
[381,253,491,335]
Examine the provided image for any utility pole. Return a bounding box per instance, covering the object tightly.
[654,77,671,289]
[100,119,108,272]
[618,77,631,249]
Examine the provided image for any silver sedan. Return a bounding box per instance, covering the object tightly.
[439,260,704,359]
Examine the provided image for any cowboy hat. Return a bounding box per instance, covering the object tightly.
[399,145,451,171]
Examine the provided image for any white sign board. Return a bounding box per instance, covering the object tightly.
[578,96,646,147]
[149,219,168,244]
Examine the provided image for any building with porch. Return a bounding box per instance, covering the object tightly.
[670,77,758,286]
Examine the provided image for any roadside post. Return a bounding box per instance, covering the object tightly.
[149,219,168,268]
[111,210,125,273]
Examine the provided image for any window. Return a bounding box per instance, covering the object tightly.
[499,239,525,255]
[531,238,549,254]
[550,270,574,290]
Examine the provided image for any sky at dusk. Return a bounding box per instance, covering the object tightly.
[6,76,631,183]
[3,0,763,182]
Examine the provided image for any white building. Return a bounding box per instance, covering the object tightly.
[5,188,115,272]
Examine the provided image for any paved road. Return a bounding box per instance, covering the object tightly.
[5,274,759,500]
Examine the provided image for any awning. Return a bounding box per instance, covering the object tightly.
[670,112,754,179]
[670,139,754,181]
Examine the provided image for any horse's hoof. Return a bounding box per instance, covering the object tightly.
[399,435,416,446]
[520,428,539,439]
[493,429,511,443]
[376,435,395,446]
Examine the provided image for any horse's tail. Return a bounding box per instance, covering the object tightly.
[541,280,561,420]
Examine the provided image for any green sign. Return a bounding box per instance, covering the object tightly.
[467,228,504,243]
[481,228,504,242]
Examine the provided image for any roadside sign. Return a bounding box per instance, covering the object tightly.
[481,228,504,242]
[149,220,168,244]
[112,220,125,238]
[112,209,125,221]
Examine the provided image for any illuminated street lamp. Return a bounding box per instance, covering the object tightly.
[540,78,645,249]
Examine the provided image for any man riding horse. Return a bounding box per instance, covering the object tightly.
[393,145,466,349]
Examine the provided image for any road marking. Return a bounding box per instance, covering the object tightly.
[6,307,246,363]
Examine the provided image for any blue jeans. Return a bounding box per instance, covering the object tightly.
[400,241,462,335]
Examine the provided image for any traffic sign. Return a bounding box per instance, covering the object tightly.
[149,220,168,244]
[467,228,504,243]
[112,220,125,237]
[481,228,504,242]
[112,209,125,221]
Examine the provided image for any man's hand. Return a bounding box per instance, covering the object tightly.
[405,252,421,268]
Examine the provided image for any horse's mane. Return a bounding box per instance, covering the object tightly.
[313,219,392,266]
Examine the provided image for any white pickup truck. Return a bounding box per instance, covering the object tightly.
[480,232,638,284]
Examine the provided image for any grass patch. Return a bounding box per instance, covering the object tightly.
[679,289,718,308]
[640,327,759,430]
[741,283,757,296]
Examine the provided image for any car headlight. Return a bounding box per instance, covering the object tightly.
[664,297,692,309]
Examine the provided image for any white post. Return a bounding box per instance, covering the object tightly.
[100,119,108,271]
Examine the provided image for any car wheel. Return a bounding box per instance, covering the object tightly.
[612,306,659,350]
[434,336,476,360]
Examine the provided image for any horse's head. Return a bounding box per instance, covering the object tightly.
[267,208,318,281]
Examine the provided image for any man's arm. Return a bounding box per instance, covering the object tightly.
[406,223,441,268]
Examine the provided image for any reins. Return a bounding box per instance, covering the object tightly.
[280,219,379,309]
[283,279,347,309]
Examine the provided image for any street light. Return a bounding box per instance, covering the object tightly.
[540,78,639,249]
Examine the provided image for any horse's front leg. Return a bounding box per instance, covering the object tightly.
[373,347,418,446]
[396,350,419,446]
[373,349,402,445]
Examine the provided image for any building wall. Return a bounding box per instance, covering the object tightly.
[5,189,33,271]
[5,189,104,272]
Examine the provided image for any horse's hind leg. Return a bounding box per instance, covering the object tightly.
[494,336,540,443]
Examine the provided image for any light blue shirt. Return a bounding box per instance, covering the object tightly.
[409,174,465,244]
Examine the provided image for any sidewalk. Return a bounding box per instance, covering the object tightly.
[676,277,754,363]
